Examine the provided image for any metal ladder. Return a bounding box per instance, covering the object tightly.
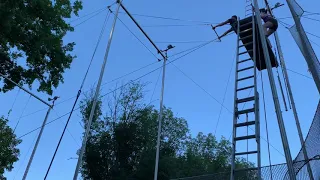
[245,0,253,17]
[230,14,261,180]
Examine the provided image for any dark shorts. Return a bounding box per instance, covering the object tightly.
[268,18,278,31]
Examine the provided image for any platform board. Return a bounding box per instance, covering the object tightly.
[237,16,278,71]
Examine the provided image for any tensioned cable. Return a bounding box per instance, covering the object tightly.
[14,39,221,121]
[214,48,237,136]
[150,69,162,104]
[7,89,21,119]
[44,11,111,178]
[13,134,38,180]
[13,95,32,132]
[142,24,209,28]
[73,9,108,28]
[112,11,159,59]
[303,16,320,23]
[52,109,80,147]
[118,11,218,24]
[68,7,108,24]
[155,40,210,44]
[257,38,274,180]
[18,38,219,139]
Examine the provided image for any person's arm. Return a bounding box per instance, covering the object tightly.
[212,20,229,29]
[219,28,233,39]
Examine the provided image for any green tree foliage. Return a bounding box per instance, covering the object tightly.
[0,0,83,95]
[79,82,254,180]
[0,117,22,179]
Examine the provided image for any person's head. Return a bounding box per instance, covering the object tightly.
[259,8,267,14]
[232,15,237,20]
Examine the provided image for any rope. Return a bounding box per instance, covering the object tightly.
[13,95,32,132]
[44,11,111,179]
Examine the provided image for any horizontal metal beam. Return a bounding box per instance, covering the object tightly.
[117,1,166,60]
[0,73,51,107]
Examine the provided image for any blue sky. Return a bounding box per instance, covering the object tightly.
[2,0,320,179]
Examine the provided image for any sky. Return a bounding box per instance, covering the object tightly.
[2,0,320,179]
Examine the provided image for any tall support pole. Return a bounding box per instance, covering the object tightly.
[253,1,296,179]
[23,105,53,180]
[230,17,241,180]
[153,56,167,180]
[252,14,261,179]
[285,0,320,93]
[275,34,314,180]
[263,0,314,178]
[72,3,121,180]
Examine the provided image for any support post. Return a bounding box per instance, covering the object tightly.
[153,57,167,180]
[263,0,314,178]
[153,45,174,180]
[285,0,320,93]
[230,17,241,180]
[253,1,296,179]
[23,106,52,180]
[72,2,121,180]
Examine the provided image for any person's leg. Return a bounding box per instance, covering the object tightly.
[266,28,275,37]
[262,21,274,36]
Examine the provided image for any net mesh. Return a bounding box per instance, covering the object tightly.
[172,101,320,180]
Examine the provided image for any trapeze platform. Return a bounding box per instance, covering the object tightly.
[237,16,278,71]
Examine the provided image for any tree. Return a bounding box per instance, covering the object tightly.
[0,0,82,95]
[79,82,254,180]
[0,117,22,180]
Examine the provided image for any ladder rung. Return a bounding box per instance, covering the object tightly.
[240,22,252,28]
[239,35,253,41]
[238,58,252,64]
[235,135,256,141]
[235,151,258,156]
[238,50,253,56]
[237,108,255,115]
[239,42,253,48]
[235,120,256,127]
[237,85,254,91]
[237,66,254,72]
[240,28,253,35]
[237,96,255,104]
[235,167,258,172]
[237,75,254,82]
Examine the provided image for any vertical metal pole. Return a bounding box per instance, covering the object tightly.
[154,56,167,180]
[230,17,240,180]
[252,14,261,180]
[22,106,52,180]
[263,0,314,178]
[285,0,320,93]
[274,33,314,180]
[253,1,296,179]
[72,3,121,180]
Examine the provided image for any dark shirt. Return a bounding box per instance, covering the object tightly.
[262,14,273,23]
[228,18,237,31]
